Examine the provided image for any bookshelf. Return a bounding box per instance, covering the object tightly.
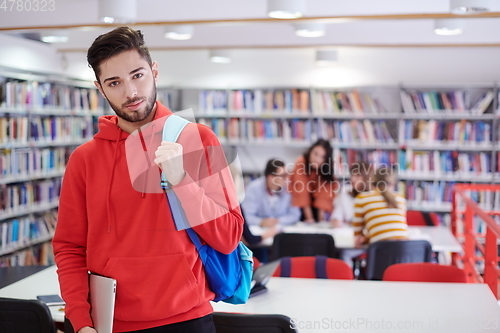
[0,70,104,267]
[175,85,499,221]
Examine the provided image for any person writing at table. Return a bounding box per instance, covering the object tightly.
[353,166,408,247]
[289,139,336,223]
[330,161,373,228]
[242,158,301,229]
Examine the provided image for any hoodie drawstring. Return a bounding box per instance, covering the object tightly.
[107,129,122,234]
[138,123,157,198]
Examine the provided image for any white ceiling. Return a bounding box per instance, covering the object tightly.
[1,0,500,50]
[1,0,499,88]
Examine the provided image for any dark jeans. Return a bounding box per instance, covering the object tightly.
[65,314,216,333]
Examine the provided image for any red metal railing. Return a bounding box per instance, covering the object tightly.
[452,183,500,299]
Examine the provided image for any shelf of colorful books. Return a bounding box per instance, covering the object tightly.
[406,202,452,213]
[398,173,493,183]
[0,171,65,186]
[0,139,89,149]
[0,200,59,222]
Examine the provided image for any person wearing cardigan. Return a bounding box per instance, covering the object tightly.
[289,139,337,223]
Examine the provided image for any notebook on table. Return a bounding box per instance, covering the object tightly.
[89,273,117,333]
[249,259,280,297]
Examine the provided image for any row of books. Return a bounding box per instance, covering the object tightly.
[399,180,454,206]
[0,147,70,180]
[0,79,104,113]
[399,120,491,146]
[311,90,388,115]
[199,118,396,144]
[333,148,397,176]
[0,210,56,253]
[400,90,494,114]
[398,150,492,175]
[225,89,310,114]
[0,239,53,266]
[0,179,61,216]
[0,116,93,144]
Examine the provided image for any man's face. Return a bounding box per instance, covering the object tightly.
[95,50,158,123]
[266,166,288,193]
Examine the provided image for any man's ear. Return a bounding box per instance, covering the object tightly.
[94,80,105,97]
[152,61,159,83]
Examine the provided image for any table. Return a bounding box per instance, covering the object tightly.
[0,265,65,322]
[250,223,463,253]
[213,277,500,333]
[2,265,499,332]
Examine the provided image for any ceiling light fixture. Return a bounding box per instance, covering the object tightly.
[99,0,137,24]
[41,30,69,43]
[164,25,194,40]
[210,50,232,63]
[434,18,465,35]
[450,0,490,14]
[315,50,338,65]
[294,23,326,38]
[268,0,305,19]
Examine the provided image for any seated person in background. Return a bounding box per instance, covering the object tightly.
[242,158,301,228]
[290,139,336,223]
[330,161,373,228]
[353,166,408,247]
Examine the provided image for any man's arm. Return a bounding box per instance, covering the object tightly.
[277,201,301,226]
[52,150,93,333]
[240,182,265,226]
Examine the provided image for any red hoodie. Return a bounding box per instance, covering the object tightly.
[52,102,243,332]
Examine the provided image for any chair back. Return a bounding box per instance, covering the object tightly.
[273,256,353,280]
[366,240,433,280]
[406,210,439,226]
[382,263,467,283]
[0,298,56,333]
[271,233,337,260]
[213,312,298,333]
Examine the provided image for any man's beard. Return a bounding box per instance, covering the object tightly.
[107,86,157,123]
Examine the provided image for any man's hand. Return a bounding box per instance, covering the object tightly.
[330,219,342,228]
[260,218,279,228]
[78,327,97,333]
[261,225,279,240]
[154,141,185,186]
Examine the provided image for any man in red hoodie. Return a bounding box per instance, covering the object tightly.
[52,27,243,333]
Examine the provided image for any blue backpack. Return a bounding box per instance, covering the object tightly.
[160,114,253,304]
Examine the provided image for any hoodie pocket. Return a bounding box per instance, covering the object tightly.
[103,254,201,322]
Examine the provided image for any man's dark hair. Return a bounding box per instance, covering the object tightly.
[264,159,285,177]
[87,26,153,82]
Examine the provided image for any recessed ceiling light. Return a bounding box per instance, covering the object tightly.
[268,0,305,19]
[294,23,326,38]
[165,25,194,40]
[450,0,490,14]
[210,50,232,63]
[434,19,465,35]
[41,30,69,43]
[99,0,137,23]
[316,50,338,65]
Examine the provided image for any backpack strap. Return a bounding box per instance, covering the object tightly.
[160,114,190,188]
[315,255,328,279]
[279,257,292,277]
[160,114,193,231]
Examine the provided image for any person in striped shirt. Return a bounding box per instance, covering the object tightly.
[353,167,408,247]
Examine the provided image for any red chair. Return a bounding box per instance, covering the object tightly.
[406,210,439,226]
[273,256,353,280]
[382,263,467,283]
